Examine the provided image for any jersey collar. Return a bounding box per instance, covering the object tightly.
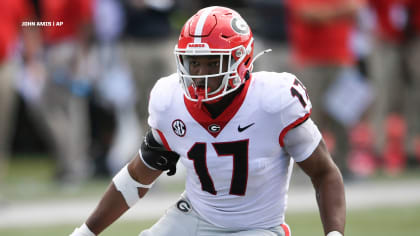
[184,78,251,138]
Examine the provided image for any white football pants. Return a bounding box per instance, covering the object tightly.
[139,194,291,236]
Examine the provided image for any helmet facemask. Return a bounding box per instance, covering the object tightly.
[175,43,250,103]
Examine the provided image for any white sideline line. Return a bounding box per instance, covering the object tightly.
[1,180,420,228]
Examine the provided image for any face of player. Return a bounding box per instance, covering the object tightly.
[187,55,229,94]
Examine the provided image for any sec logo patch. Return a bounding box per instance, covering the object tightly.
[172,119,186,137]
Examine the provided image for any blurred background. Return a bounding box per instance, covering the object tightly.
[0,0,419,235]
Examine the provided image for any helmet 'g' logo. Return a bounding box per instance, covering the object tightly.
[231,17,249,35]
[172,119,186,137]
[208,124,221,133]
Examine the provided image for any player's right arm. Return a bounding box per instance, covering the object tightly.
[70,130,179,236]
[83,153,162,235]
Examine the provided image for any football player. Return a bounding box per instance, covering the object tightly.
[70,6,345,236]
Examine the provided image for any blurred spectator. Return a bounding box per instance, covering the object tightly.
[249,0,291,73]
[345,4,378,177]
[404,0,420,165]
[286,0,363,178]
[120,0,177,129]
[31,0,95,184]
[368,0,420,174]
[0,0,39,184]
[197,0,247,8]
[92,0,143,175]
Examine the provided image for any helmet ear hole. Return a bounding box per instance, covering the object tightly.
[244,57,250,66]
[244,71,250,80]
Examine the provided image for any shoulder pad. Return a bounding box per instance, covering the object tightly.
[256,72,298,114]
[149,73,179,113]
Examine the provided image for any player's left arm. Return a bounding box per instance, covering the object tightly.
[278,73,345,235]
[297,139,346,236]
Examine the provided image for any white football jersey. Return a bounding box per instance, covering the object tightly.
[147,71,320,230]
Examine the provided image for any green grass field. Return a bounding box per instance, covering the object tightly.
[1,204,419,236]
[1,156,420,235]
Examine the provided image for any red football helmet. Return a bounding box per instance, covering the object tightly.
[174,6,254,103]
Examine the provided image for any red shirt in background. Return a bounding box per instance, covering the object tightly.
[287,0,355,66]
[40,0,93,44]
[0,0,33,63]
[368,0,409,43]
[407,0,420,34]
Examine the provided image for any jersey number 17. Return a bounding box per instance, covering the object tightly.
[188,140,249,196]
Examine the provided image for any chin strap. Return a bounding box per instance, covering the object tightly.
[196,95,204,109]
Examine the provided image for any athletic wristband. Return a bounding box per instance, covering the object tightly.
[69,223,95,236]
[326,231,343,236]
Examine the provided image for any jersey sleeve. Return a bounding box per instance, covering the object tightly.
[147,74,179,151]
[277,73,312,147]
[257,71,313,148]
[147,74,178,130]
[283,118,322,162]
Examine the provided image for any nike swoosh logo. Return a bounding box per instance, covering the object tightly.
[238,123,255,132]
